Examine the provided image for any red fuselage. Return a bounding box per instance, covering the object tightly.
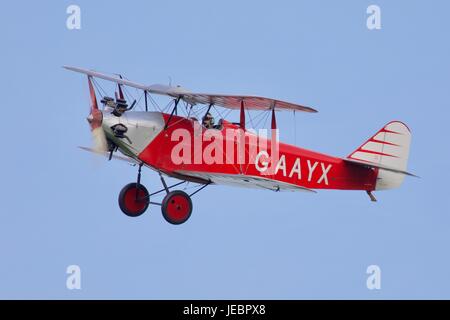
[138,113,378,191]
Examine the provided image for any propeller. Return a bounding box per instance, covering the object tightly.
[86,76,108,153]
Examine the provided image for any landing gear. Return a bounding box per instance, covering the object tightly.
[118,165,209,224]
[118,164,149,217]
[118,183,150,217]
[161,190,193,225]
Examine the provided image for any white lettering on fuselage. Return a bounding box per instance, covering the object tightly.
[317,162,332,185]
[307,160,319,182]
[256,151,332,185]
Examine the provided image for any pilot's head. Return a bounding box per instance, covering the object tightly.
[203,113,214,128]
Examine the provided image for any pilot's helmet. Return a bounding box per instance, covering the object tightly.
[204,113,215,125]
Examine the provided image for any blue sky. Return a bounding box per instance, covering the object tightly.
[1,0,449,299]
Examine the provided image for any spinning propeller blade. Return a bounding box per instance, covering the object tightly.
[86,76,107,153]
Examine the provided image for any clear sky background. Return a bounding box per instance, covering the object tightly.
[1,0,449,299]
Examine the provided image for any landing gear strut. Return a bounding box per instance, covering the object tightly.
[117,166,209,224]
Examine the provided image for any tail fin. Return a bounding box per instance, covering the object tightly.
[348,121,412,190]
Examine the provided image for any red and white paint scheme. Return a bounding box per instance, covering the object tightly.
[66,66,416,224]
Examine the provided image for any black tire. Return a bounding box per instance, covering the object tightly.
[161,190,193,225]
[118,183,150,217]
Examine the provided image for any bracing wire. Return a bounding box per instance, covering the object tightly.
[212,105,225,120]
[262,110,271,129]
[254,111,271,129]
[246,109,255,128]
[89,77,279,134]
[92,78,108,99]
[148,94,162,112]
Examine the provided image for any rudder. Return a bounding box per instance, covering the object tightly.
[348,121,412,190]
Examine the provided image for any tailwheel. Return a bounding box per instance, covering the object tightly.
[161,190,193,225]
[118,183,150,217]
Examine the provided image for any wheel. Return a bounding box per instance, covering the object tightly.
[161,190,193,225]
[118,183,150,217]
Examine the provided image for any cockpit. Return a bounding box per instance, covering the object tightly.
[202,112,223,129]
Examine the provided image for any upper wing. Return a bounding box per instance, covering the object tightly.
[64,66,317,113]
[180,93,317,112]
[64,65,178,95]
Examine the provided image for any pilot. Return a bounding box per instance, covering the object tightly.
[202,112,215,129]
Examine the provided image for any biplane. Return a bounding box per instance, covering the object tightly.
[65,66,415,225]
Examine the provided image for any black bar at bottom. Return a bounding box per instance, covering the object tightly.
[0,300,446,318]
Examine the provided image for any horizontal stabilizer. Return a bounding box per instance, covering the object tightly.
[344,158,418,177]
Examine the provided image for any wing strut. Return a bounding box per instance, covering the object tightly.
[116,74,125,100]
[205,103,213,118]
[144,90,148,112]
[164,97,181,130]
[240,101,245,129]
[271,108,277,130]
